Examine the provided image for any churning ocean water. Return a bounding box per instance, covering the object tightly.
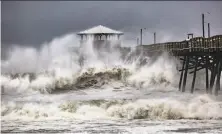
[1,33,222,134]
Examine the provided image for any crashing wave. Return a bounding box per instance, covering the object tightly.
[2,95,222,120]
[74,67,131,89]
[1,65,175,94]
[1,67,132,94]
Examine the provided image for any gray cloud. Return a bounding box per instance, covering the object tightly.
[2,1,222,50]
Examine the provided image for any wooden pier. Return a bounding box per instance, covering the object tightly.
[136,35,222,95]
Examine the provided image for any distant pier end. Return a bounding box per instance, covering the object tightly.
[77,25,123,51]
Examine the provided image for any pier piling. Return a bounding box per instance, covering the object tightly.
[191,56,198,93]
[179,57,185,91]
[215,60,221,96]
[182,56,190,92]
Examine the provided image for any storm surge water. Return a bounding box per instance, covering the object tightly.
[1,33,222,133]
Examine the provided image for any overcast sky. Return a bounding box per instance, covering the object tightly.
[2,1,222,50]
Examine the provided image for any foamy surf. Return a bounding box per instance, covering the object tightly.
[2,94,222,121]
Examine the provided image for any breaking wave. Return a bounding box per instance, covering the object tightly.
[1,53,178,94]
[2,95,222,120]
[1,32,221,121]
[1,67,131,94]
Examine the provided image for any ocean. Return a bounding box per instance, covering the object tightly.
[1,34,222,134]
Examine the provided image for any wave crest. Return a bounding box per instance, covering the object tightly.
[1,67,132,94]
[2,95,222,120]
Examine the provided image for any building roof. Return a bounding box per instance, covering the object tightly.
[77,25,123,35]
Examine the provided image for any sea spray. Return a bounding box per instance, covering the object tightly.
[126,53,179,90]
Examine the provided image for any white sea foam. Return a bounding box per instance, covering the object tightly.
[2,94,222,121]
